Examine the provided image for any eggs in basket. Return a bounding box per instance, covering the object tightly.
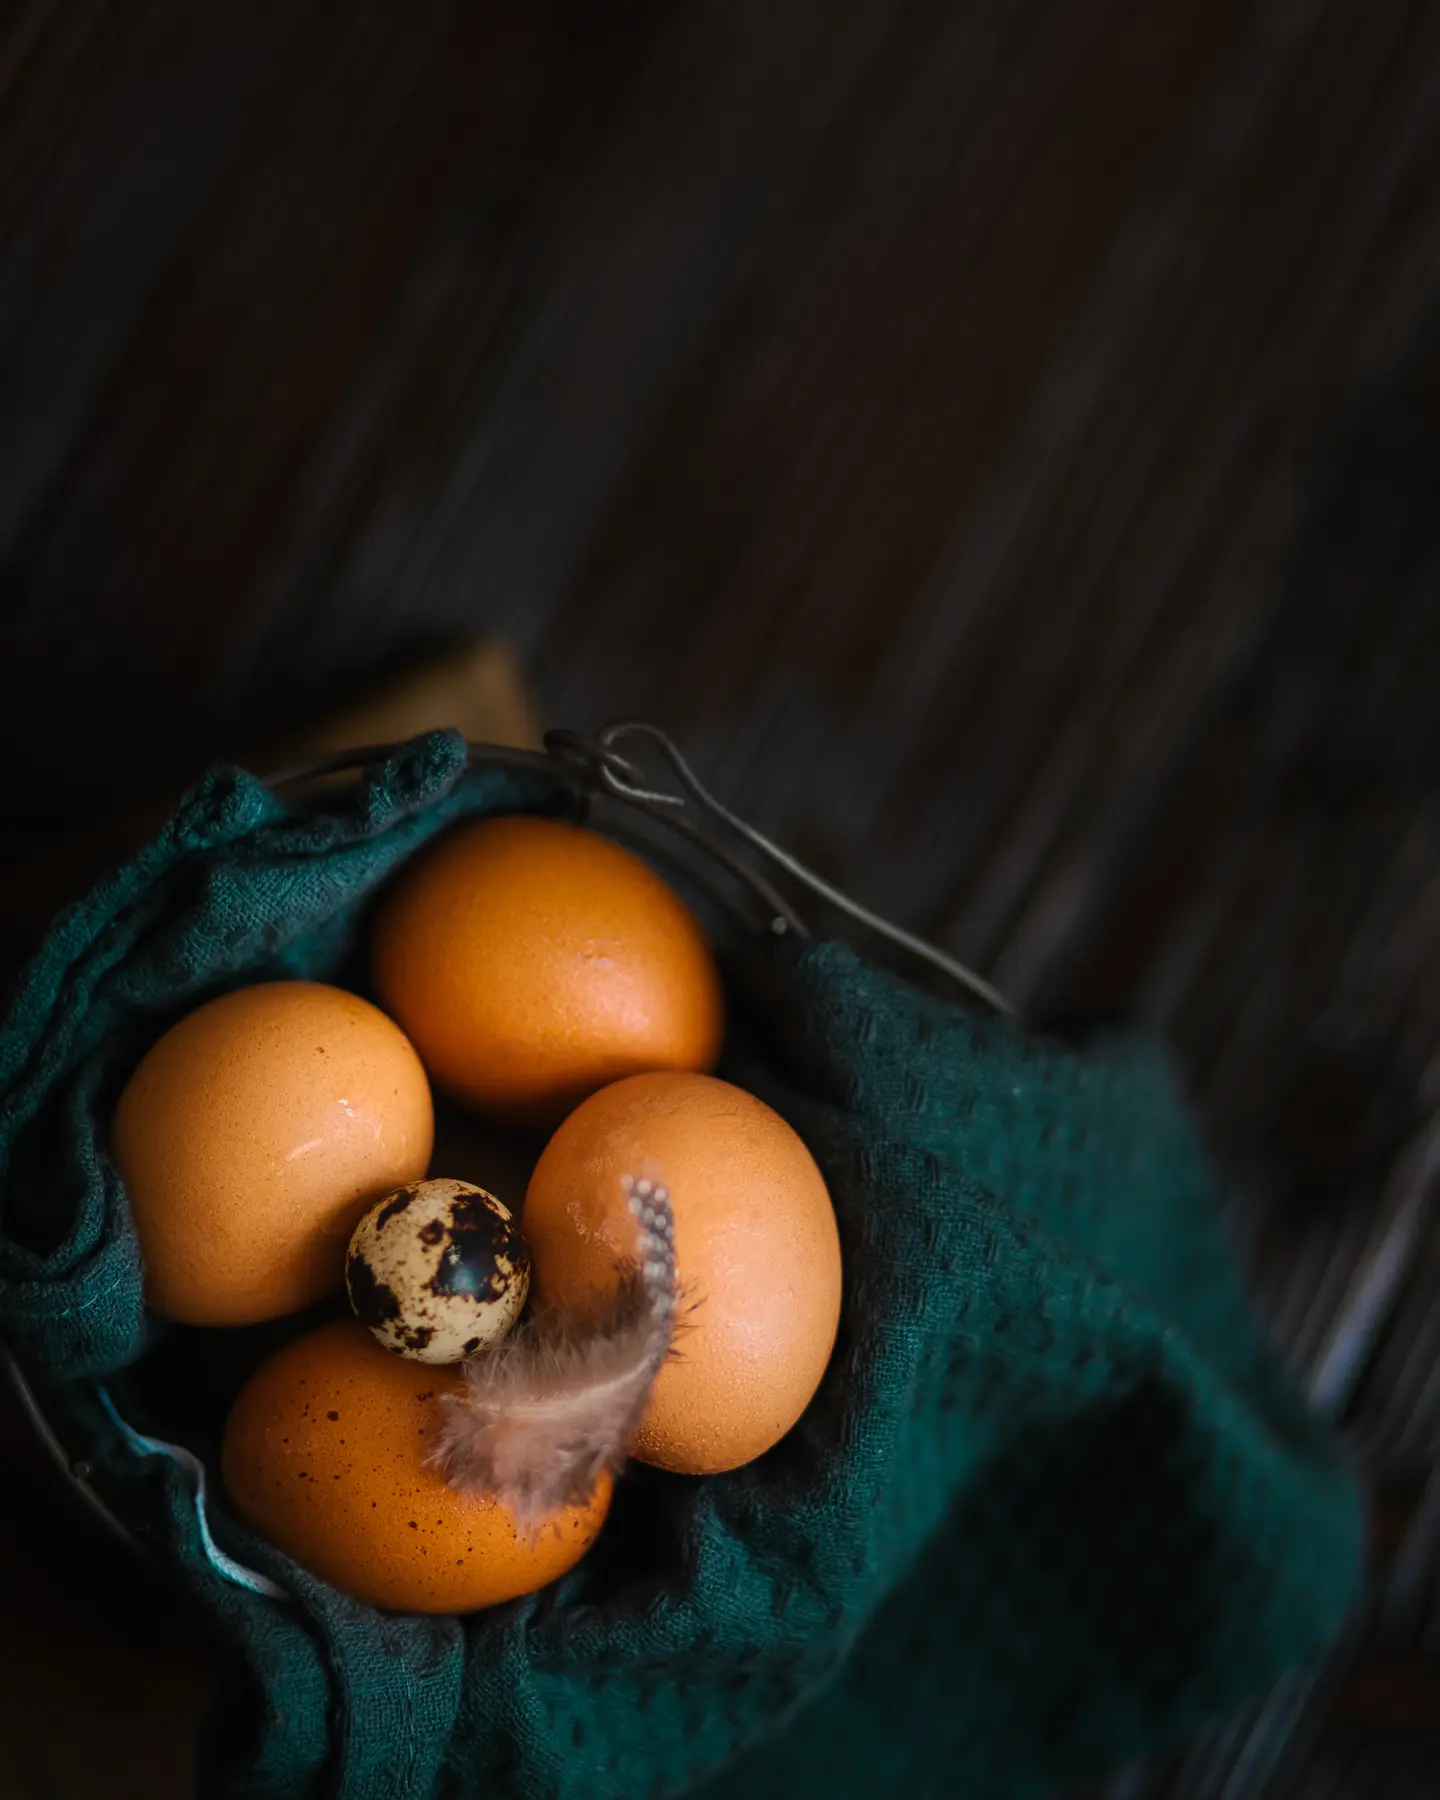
[111,815,843,1613]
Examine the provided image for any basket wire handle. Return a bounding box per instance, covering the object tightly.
[545,722,1016,1020]
[268,720,1015,1019]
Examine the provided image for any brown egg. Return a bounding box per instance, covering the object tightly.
[369,815,724,1127]
[222,1319,612,1611]
[524,1071,843,1475]
[111,982,434,1326]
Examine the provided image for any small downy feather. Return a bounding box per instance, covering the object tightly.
[431,1175,678,1531]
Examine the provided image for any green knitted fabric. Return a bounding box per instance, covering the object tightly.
[0,731,1363,1800]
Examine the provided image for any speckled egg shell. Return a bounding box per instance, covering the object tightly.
[346,1178,529,1364]
[221,1320,611,1612]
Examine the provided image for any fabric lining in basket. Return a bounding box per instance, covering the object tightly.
[0,731,1363,1800]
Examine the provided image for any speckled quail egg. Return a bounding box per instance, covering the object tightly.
[345,1178,529,1363]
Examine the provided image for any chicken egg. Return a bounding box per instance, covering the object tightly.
[524,1070,843,1475]
[222,1320,611,1612]
[370,815,724,1127]
[111,981,433,1325]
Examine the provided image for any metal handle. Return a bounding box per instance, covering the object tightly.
[270,721,1016,1019]
[543,723,1016,1019]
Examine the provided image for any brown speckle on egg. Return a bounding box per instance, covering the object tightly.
[221,1320,611,1611]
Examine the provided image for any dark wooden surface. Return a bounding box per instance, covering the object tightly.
[2,2,1439,1795]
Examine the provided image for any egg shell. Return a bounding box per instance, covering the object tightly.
[221,1319,612,1612]
[523,1070,843,1475]
[369,815,724,1127]
[346,1179,529,1364]
[111,981,434,1326]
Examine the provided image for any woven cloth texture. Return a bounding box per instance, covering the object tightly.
[0,732,1362,1799]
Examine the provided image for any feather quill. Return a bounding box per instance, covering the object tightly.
[431,1174,679,1530]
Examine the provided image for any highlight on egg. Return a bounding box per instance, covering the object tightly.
[111,981,434,1326]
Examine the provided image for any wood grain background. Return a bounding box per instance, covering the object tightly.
[2,1,1438,1794]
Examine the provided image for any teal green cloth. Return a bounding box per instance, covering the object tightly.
[0,732,1363,1799]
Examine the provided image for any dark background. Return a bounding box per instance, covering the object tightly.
[1,2,1439,1795]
